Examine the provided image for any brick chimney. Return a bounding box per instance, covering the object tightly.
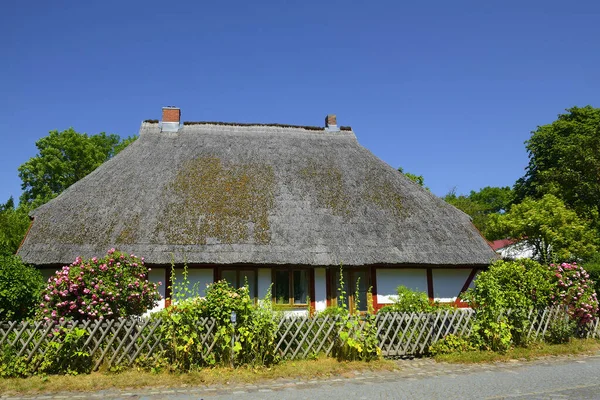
[325,114,339,131]
[161,106,181,132]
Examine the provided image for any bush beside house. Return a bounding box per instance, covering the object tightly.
[0,255,44,321]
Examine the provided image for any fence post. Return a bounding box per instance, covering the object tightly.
[230,311,237,368]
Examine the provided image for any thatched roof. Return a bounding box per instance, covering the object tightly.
[18,121,497,267]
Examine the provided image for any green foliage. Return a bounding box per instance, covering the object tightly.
[169,261,200,302]
[514,106,600,229]
[18,128,136,205]
[429,334,477,356]
[394,285,433,312]
[0,255,44,321]
[544,312,575,344]
[156,266,278,370]
[318,305,348,318]
[488,194,598,264]
[463,259,554,350]
[469,186,514,214]
[1,326,92,377]
[376,286,454,314]
[38,327,92,375]
[155,295,212,370]
[200,279,278,367]
[0,197,14,211]
[0,197,31,256]
[39,249,161,321]
[444,186,513,240]
[388,286,434,313]
[582,253,600,295]
[0,345,33,378]
[330,265,380,361]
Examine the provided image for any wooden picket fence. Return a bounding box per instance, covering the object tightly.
[376,309,475,356]
[1,307,599,372]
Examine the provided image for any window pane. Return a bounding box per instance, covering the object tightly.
[240,270,256,298]
[293,270,308,304]
[222,270,237,288]
[275,271,289,304]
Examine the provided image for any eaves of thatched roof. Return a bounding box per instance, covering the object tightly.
[18,120,498,267]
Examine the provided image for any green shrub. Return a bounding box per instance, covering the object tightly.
[377,286,454,314]
[318,306,348,318]
[463,259,554,350]
[330,265,380,361]
[0,344,33,378]
[392,285,434,312]
[429,334,477,356]
[376,304,399,314]
[545,311,575,344]
[155,265,278,370]
[38,327,92,375]
[0,255,44,321]
[582,253,600,295]
[154,296,210,370]
[1,325,93,377]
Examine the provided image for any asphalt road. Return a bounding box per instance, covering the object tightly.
[3,353,600,400]
[206,362,600,400]
[148,354,600,400]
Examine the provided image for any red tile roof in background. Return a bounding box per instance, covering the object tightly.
[490,238,517,251]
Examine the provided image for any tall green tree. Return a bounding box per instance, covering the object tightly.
[443,186,513,239]
[514,106,600,228]
[488,194,597,264]
[0,197,30,256]
[469,186,514,214]
[18,129,136,205]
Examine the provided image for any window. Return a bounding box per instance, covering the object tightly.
[219,269,257,299]
[330,268,370,312]
[274,269,309,305]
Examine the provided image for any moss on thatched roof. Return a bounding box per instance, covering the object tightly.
[18,121,497,267]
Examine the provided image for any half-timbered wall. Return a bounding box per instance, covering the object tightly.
[376,268,428,305]
[432,269,475,302]
[147,267,167,312]
[314,268,327,312]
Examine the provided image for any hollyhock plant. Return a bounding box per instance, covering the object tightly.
[550,263,599,326]
[38,249,161,322]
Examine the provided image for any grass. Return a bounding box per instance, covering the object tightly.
[0,357,397,396]
[433,338,600,364]
[3,340,600,396]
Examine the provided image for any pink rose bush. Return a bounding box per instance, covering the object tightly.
[39,249,161,322]
[550,262,599,325]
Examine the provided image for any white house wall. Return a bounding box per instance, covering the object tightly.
[432,269,472,302]
[314,268,327,311]
[498,242,535,260]
[376,269,427,305]
[148,267,167,312]
[257,268,271,299]
[182,268,214,297]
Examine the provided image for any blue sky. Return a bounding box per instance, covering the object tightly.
[2,0,599,204]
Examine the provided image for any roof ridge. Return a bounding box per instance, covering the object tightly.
[143,120,352,131]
